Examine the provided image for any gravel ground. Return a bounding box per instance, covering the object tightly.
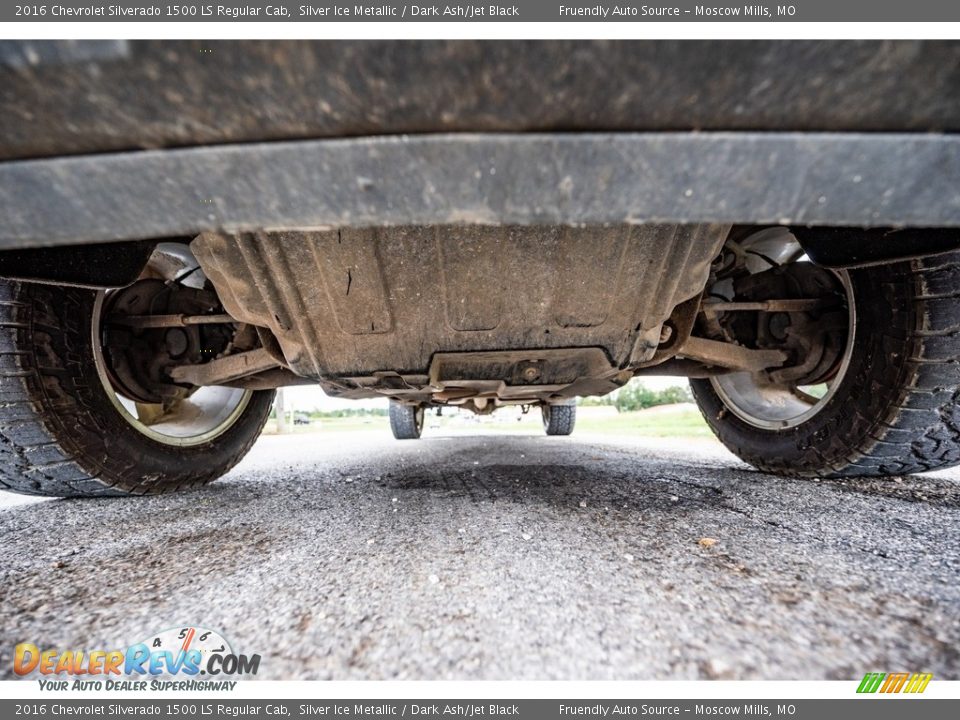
[1,431,958,680]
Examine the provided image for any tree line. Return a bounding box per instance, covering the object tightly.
[580,380,693,413]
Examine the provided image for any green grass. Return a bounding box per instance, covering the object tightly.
[263,407,712,439]
[574,408,712,437]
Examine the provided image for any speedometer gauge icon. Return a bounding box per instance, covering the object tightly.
[138,625,234,675]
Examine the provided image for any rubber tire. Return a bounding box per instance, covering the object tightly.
[690,250,960,478]
[0,281,275,497]
[542,403,576,436]
[389,401,423,440]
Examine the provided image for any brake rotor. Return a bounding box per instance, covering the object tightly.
[723,262,850,386]
[99,279,232,403]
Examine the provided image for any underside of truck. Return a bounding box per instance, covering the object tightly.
[1,40,959,496]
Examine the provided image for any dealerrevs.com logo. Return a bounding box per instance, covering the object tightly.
[14,626,260,691]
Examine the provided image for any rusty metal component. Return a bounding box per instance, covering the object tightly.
[677,336,789,373]
[335,349,625,407]
[633,293,704,372]
[168,348,279,387]
[191,225,727,401]
[107,313,236,329]
[520,365,541,383]
[425,348,619,404]
[712,262,849,386]
[700,299,831,314]
[216,368,316,391]
[766,309,849,386]
[100,278,237,403]
[632,358,734,379]
[429,349,614,387]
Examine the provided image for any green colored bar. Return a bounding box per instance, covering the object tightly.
[857,673,885,693]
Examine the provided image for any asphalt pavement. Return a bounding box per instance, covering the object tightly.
[1,430,958,680]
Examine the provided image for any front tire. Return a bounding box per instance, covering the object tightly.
[0,281,274,497]
[692,250,960,478]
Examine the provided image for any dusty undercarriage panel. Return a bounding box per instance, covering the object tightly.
[4,41,959,161]
[192,225,726,402]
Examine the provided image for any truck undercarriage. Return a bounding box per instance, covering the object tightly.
[1,39,959,496]
[73,224,855,418]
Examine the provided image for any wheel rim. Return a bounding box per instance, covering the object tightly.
[91,244,253,447]
[708,228,856,430]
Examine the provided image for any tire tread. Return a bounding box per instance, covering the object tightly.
[389,401,422,440]
[0,280,271,497]
[692,250,960,478]
[544,404,576,436]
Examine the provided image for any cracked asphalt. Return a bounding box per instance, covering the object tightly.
[1,430,959,680]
